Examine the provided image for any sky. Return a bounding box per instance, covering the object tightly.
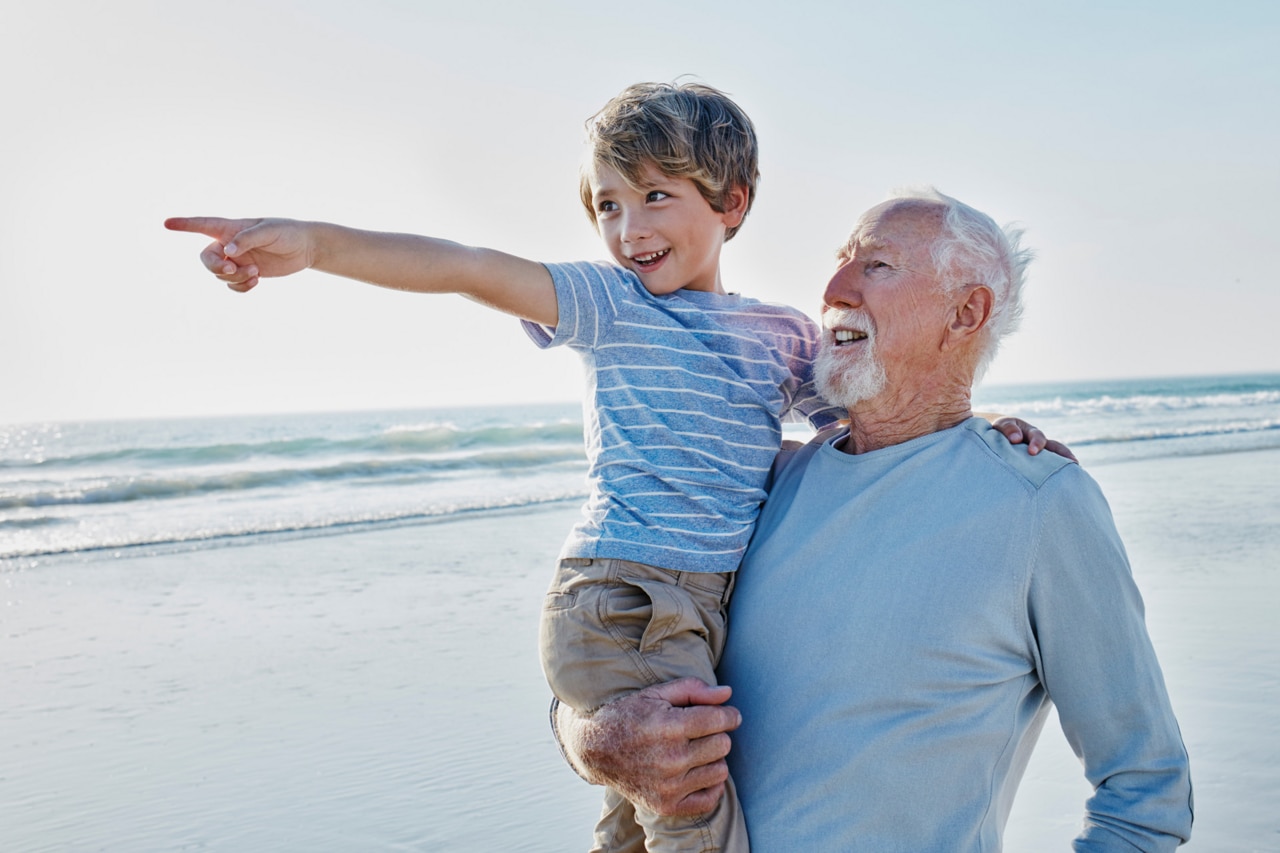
[3,0,1277,424]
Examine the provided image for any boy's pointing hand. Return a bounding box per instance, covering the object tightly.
[165,216,315,293]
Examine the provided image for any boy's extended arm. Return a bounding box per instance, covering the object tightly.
[163,216,559,326]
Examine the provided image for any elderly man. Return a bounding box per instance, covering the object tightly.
[560,189,1193,851]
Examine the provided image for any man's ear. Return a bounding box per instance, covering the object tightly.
[721,185,750,229]
[944,284,994,349]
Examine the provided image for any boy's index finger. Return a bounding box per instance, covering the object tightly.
[163,216,241,241]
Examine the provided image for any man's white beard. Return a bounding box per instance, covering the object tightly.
[815,337,887,407]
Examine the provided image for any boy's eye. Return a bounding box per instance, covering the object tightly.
[598,200,618,213]
[646,191,669,203]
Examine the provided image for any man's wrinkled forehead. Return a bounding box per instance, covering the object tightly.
[837,228,888,259]
[838,199,944,259]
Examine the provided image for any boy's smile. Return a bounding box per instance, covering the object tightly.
[631,248,670,269]
[588,161,747,296]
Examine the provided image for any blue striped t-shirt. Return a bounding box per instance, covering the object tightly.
[522,261,843,574]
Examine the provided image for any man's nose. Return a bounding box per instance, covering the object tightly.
[823,265,863,309]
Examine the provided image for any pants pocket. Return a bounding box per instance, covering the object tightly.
[603,575,706,658]
[540,565,722,712]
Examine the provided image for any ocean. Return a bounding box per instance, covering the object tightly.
[3,373,1278,564]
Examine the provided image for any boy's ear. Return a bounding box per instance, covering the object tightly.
[721,185,750,228]
[943,284,994,349]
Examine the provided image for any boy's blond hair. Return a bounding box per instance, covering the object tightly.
[580,81,759,241]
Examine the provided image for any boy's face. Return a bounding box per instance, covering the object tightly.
[587,161,744,296]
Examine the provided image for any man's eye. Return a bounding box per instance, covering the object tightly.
[646,191,669,203]
[869,261,890,270]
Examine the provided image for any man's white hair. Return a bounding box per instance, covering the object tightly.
[888,186,1033,381]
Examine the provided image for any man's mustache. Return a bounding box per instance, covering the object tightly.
[821,308,876,339]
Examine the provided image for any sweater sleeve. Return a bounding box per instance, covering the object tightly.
[1027,465,1193,851]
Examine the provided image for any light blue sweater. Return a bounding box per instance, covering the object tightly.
[719,418,1192,851]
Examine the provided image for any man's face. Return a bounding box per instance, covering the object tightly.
[815,201,952,408]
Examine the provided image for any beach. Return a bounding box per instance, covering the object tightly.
[3,504,602,850]
[2,449,1277,851]
[3,377,1279,850]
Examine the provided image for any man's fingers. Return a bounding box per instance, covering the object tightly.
[648,752,730,817]
[670,780,727,818]
[680,704,741,741]
[684,755,730,790]
[637,678,742,741]
[687,729,733,767]
[646,676,732,708]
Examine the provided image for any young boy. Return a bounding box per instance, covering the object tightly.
[167,81,1050,852]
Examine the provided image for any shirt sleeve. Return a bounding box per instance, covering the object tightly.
[777,311,846,431]
[1027,466,1193,851]
[786,380,846,431]
[521,261,622,351]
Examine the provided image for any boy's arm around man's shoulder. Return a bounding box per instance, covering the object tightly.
[164,216,559,325]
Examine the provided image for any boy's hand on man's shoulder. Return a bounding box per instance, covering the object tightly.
[988,415,1078,463]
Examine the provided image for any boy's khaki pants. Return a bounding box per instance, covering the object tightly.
[541,557,749,853]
